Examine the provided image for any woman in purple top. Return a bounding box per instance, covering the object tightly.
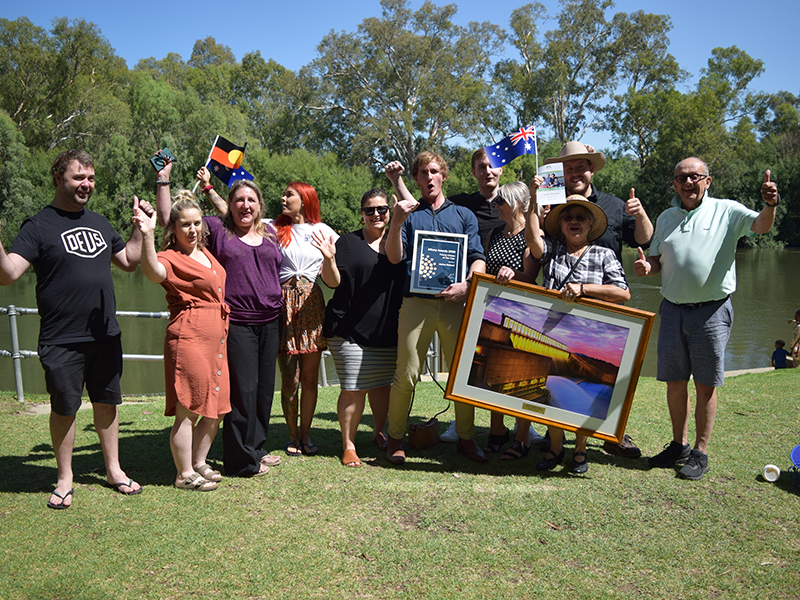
[157,159,283,478]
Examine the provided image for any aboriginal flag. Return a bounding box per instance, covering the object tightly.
[483,126,537,168]
[207,136,254,186]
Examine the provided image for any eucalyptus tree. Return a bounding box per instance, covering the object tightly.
[307,0,506,169]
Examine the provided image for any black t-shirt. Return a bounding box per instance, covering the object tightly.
[323,230,405,347]
[449,191,503,253]
[10,205,125,344]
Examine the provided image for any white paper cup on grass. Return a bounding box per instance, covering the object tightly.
[762,464,780,482]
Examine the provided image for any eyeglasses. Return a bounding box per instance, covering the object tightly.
[494,197,506,206]
[362,205,390,216]
[674,173,709,184]
[560,213,589,222]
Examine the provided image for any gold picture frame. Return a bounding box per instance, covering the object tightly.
[445,273,655,443]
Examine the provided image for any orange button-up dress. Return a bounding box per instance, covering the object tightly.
[158,248,231,419]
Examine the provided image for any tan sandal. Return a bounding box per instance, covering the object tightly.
[342,448,362,467]
[260,454,281,467]
[174,472,217,491]
[194,463,222,482]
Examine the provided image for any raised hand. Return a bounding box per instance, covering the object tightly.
[384,161,405,183]
[633,246,650,276]
[310,230,337,260]
[625,188,645,217]
[131,196,157,235]
[762,170,778,205]
[391,192,419,221]
[197,166,212,187]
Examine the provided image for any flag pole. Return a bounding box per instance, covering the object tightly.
[192,135,218,194]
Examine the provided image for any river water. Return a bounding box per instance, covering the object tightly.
[2,248,799,395]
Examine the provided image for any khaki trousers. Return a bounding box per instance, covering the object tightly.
[387,296,475,441]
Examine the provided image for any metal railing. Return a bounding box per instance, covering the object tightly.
[1,305,169,403]
[2,304,440,403]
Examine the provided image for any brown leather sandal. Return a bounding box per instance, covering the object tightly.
[342,448,362,467]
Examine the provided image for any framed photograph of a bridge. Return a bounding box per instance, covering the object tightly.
[445,273,655,443]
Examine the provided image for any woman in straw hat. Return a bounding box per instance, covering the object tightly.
[525,183,630,474]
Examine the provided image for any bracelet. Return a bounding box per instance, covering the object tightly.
[156,180,170,186]
[201,185,213,193]
[580,283,585,297]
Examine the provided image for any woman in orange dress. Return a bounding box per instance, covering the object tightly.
[133,192,231,491]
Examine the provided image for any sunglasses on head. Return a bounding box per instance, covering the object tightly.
[362,205,390,216]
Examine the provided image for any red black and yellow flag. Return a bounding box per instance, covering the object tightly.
[207,136,254,186]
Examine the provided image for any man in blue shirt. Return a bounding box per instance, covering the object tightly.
[635,157,778,480]
[384,152,488,464]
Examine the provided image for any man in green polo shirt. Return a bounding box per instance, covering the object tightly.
[634,157,779,480]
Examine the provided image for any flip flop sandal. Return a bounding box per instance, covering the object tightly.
[174,472,217,491]
[47,488,73,510]
[195,463,223,482]
[300,442,319,456]
[105,478,143,495]
[285,440,302,457]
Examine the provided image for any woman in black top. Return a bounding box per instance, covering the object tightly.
[484,181,543,461]
[324,189,405,466]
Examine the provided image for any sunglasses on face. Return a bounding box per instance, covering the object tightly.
[494,197,506,206]
[362,205,390,216]
[560,212,590,222]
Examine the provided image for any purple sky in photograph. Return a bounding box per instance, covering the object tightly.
[483,295,628,367]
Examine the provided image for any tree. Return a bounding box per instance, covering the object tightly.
[501,1,680,146]
[307,0,506,169]
[606,10,685,168]
[0,17,128,150]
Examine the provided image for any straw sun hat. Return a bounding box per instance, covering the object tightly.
[544,195,608,242]
[543,140,606,172]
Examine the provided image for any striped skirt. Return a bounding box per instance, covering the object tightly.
[327,336,398,391]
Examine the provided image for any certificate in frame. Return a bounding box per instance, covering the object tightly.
[409,230,468,295]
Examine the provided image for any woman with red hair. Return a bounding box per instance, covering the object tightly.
[271,182,339,456]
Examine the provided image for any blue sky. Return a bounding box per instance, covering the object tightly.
[5,0,797,149]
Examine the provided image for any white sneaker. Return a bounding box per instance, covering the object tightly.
[527,425,544,444]
[514,422,543,444]
[440,420,458,442]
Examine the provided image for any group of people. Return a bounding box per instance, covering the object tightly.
[0,139,780,508]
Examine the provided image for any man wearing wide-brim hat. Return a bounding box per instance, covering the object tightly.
[543,141,653,263]
[539,141,653,459]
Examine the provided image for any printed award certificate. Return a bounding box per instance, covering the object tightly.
[409,230,468,295]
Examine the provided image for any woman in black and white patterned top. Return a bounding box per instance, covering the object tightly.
[484,181,544,461]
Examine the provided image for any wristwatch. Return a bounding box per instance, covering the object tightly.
[765,193,781,207]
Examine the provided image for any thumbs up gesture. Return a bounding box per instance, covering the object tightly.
[625,188,644,217]
[633,246,650,277]
[762,170,778,206]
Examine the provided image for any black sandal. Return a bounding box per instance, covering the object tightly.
[501,439,530,461]
[484,427,510,453]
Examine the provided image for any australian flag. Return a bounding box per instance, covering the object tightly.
[207,135,255,186]
[484,126,537,168]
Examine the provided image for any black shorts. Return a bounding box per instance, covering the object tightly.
[38,336,123,416]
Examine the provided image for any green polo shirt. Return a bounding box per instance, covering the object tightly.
[650,194,757,304]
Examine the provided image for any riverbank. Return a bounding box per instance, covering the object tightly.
[0,372,798,599]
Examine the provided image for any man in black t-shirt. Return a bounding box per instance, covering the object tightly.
[449,148,505,252]
[0,150,146,509]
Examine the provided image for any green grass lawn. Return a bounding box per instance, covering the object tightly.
[0,372,798,600]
